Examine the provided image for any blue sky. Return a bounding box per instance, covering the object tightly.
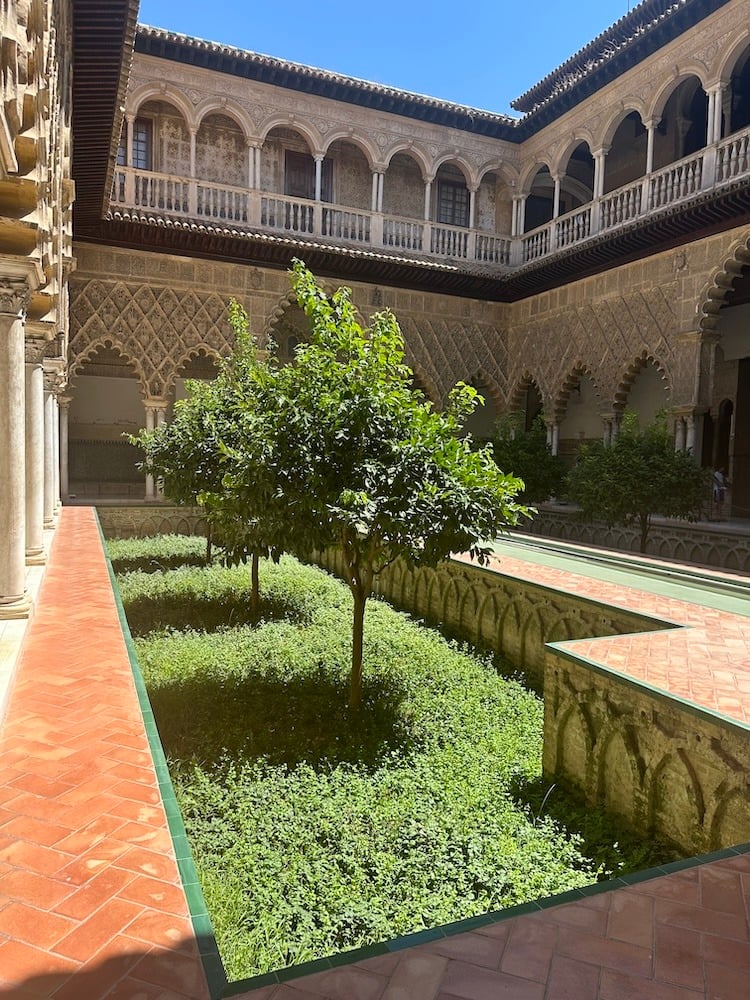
[137,1,638,114]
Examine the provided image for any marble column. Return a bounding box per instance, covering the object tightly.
[0,280,32,618]
[144,404,156,500]
[24,339,46,564]
[42,370,56,527]
[59,395,70,501]
[53,389,61,512]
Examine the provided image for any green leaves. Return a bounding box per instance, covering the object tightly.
[566,412,711,552]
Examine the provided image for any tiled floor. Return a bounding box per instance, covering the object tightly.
[1,507,749,999]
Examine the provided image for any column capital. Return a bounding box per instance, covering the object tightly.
[24,337,47,365]
[144,397,168,413]
[0,280,30,318]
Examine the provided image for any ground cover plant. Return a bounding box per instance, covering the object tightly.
[110,535,676,981]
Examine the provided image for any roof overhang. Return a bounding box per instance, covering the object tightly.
[74,177,750,303]
[72,0,139,229]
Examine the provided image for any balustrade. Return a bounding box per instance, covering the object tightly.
[109,122,750,271]
[322,207,371,243]
[383,216,424,251]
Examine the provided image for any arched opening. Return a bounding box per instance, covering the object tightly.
[713,262,750,518]
[619,360,670,427]
[268,303,311,364]
[118,99,190,175]
[325,139,370,210]
[525,165,554,230]
[68,346,145,499]
[382,152,424,221]
[560,142,595,211]
[728,44,750,135]
[433,162,470,228]
[260,126,327,199]
[603,112,647,193]
[462,380,497,441]
[557,374,600,464]
[196,113,246,187]
[519,381,543,431]
[652,77,708,170]
[173,350,220,407]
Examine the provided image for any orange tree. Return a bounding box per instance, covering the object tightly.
[224,261,528,711]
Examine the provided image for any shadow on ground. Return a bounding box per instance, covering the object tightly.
[151,668,411,771]
[511,775,680,876]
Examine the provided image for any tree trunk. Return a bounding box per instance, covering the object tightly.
[350,586,367,712]
[250,549,260,615]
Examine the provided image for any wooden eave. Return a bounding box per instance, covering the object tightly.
[72,0,139,228]
[74,176,750,303]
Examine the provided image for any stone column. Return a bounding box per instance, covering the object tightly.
[53,389,61,512]
[371,170,379,212]
[189,128,197,177]
[602,417,613,446]
[24,339,46,564]
[126,114,134,166]
[59,394,70,502]
[551,422,560,456]
[42,368,56,526]
[144,403,156,500]
[674,415,687,452]
[423,177,433,221]
[468,185,477,229]
[552,175,561,218]
[155,403,167,499]
[0,279,32,618]
[686,412,696,454]
[314,154,323,202]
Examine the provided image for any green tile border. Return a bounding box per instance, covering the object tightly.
[96,513,229,1000]
[223,839,750,997]
[95,517,750,999]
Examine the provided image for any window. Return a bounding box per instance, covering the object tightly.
[437,179,469,227]
[132,118,153,170]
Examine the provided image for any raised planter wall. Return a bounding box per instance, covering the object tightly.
[98,505,750,853]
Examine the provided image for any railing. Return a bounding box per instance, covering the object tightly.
[260,194,315,234]
[197,182,248,224]
[322,206,371,243]
[430,223,469,259]
[383,216,424,251]
[110,122,750,272]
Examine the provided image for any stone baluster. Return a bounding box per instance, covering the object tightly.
[0,279,32,618]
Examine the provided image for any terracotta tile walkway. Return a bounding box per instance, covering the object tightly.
[1,507,749,999]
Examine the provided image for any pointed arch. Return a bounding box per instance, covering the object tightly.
[68,337,148,397]
[615,352,672,410]
[166,345,223,397]
[697,236,750,333]
[554,365,601,421]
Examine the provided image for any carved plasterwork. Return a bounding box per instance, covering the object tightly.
[69,277,234,397]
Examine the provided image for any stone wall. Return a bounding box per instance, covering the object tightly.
[544,651,750,855]
[529,508,750,574]
[97,504,750,853]
[316,547,664,691]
